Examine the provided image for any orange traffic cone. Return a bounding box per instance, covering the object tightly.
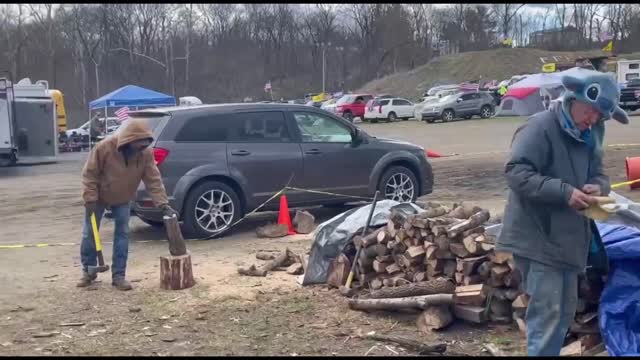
[277,195,296,235]
[426,150,442,158]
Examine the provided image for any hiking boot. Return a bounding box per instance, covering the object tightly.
[76,272,97,287]
[112,278,133,291]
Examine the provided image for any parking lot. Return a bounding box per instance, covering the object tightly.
[1,115,639,355]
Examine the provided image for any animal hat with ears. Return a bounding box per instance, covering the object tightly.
[561,68,630,124]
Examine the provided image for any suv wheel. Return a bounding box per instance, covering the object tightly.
[183,180,242,239]
[343,111,353,122]
[387,112,397,122]
[480,105,492,119]
[442,109,454,122]
[379,166,418,203]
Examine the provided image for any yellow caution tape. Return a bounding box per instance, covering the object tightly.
[0,242,78,249]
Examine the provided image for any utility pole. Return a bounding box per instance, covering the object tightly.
[322,46,326,94]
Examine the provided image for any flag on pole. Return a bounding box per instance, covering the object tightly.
[459,82,480,92]
[115,106,130,122]
[264,81,272,92]
[602,40,613,52]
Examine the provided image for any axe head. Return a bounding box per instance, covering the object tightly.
[87,264,110,276]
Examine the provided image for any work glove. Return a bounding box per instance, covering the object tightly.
[85,201,98,215]
[161,204,179,219]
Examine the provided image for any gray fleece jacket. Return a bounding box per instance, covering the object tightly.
[496,101,610,272]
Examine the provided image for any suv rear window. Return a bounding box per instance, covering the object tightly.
[175,114,234,142]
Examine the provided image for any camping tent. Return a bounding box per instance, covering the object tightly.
[89,85,176,111]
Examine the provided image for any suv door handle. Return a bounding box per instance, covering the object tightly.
[305,149,322,155]
[231,150,251,156]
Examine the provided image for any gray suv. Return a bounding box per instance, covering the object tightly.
[421,92,495,123]
[130,104,433,238]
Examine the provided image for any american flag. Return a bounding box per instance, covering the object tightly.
[115,106,130,122]
[459,82,480,92]
[264,81,272,92]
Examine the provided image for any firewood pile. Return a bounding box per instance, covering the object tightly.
[336,201,608,352]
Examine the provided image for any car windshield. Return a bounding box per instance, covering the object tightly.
[438,94,457,103]
[336,95,355,105]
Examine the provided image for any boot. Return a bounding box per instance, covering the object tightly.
[112,277,133,291]
[76,272,97,287]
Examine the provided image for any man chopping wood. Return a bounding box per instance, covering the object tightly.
[497,70,629,356]
[78,118,178,290]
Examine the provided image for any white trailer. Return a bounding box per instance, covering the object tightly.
[0,78,17,166]
[617,59,640,84]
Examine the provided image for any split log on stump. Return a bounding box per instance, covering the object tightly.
[327,254,351,288]
[256,223,288,238]
[361,333,447,355]
[286,263,304,275]
[160,254,195,290]
[457,255,488,276]
[489,251,512,265]
[369,278,456,299]
[349,294,453,311]
[292,210,315,234]
[447,210,490,238]
[453,304,487,324]
[163,215,187,256]
[449,243,471,258]
[237,264,267,277]
[417,305,454,332]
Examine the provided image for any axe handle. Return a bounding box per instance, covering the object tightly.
[344,191,380,289]
[90,213,105,266]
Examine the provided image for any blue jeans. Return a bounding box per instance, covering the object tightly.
[80,203,131,280]
[513,255,578,356]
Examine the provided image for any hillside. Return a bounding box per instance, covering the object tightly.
[358,48,640,100]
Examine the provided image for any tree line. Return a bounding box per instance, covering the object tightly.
[0,4,638,126]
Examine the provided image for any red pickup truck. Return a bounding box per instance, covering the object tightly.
[333,94,373,122]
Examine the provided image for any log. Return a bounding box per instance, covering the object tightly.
[286,263,304,275]
[387,221,398,237]
[490,265,511,283]
[449,205,468,219]
[163,215,188,256]
[358,251,375,267]
[458,255,488,276]
[462,234,482,255]
[389,209,408,226]
[411,217,429,229]
[376,254,394,263]
[425,244,437,260]
[395,228,407,243]
[369,278,456,299]
[434,248,455,259]
[443,260,457,278]
[160,253,195,290]
[386,263,402,275]
[256,223,288,238]
[453,304,487,324]
[431,225,448,237]
[483,343,506,357]
[349,294,453,311]
[414,272,427,282]
[420,206,449,218]
[417,305,453,332]
[447,210,491,238]
[237,264,267,277]
[434,234,450,251]
[292,210,315,234]
[454,284,487,306]
[489,251,512,265]
[463,275,483,286]
[377,230,392,244]
[358,272,378,285]
[383,276,411,288]
[361,228,384,248]
[256,251,276,261]
[462,226,485,238]
[326,254,351,288]
[450,243,471,258]
[373,260,393,273]
[406,246,426,259]
[405,226,416,239]
[361,333,447,355]
[560,340,583,356]
[370,278,383,290]
[481,243,496,252]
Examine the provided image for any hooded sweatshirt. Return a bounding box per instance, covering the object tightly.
[496,101,610,272]
[81,118,168,207]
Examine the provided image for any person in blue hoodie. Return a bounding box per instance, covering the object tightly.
[497,69,630,356]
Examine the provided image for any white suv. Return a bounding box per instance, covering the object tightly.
[363,98,415,123]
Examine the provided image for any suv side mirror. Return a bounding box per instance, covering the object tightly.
[456,98,463,103]
[351,127,363,146]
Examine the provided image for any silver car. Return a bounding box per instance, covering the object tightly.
[421,92,495,123]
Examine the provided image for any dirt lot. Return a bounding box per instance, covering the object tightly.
[1,116,639,356]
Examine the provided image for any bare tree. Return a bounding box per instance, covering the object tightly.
[491,4,526,38]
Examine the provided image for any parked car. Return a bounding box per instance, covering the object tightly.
[66,117,120,137]
[130,104,434,238]
[421,92,495,123]
[364,98,414,123]
[620,78,640,112]
[334,94,374,122]
[413,89,460,119]
[320,98,337,112]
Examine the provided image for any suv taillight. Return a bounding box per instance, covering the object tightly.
[154,147,169,166]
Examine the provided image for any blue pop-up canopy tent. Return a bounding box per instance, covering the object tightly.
[89,85,176,111]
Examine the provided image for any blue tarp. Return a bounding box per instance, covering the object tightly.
[89,85,176,110]
[597,222,640,356]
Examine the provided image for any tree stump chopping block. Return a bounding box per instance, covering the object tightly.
[160,253,196,290]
